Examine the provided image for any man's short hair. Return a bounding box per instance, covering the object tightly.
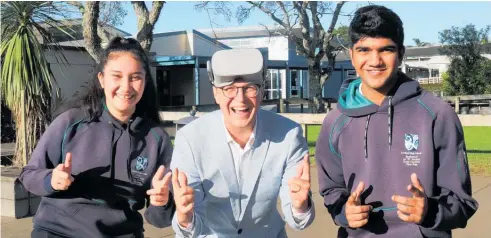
[349,5,404,50]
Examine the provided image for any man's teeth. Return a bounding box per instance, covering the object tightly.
[233,108,249,113]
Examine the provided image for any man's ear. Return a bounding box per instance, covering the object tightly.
[98,72,104,89]
[257,84,265,101]
[398,46,406,64]
[349,48,354,64]
[212,86,219,104]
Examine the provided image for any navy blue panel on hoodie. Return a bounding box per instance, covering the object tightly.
[19,108,175,237]
[316,72,478,238]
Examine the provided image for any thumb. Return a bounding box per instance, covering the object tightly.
[64,152,72,172]
[54,163,65,171]
[409,173,425,197]
[354,181,365,195]
[346,191,357,205]
[354,181,365,202]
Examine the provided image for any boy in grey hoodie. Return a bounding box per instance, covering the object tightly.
[316,5,478,238]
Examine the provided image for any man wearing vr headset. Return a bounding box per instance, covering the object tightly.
[170,48,315,237]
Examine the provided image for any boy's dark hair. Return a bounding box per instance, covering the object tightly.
[349,5,405,51]
[65,37,161,124]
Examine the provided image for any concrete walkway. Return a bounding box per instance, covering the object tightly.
[2,169,489,238]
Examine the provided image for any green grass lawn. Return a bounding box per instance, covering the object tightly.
[306,125,491,175]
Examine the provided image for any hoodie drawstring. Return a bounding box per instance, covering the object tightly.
[364,114,371,160]
[364,96,394,160]
[388,96,393,150]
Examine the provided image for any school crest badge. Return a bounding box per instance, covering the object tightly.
[135,156,148,171]
[404,134,419,151]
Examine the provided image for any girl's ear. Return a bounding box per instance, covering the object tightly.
[98,72,104,89]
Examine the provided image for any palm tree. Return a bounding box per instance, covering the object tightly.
[1,2,73,166]
[413,38,429,47]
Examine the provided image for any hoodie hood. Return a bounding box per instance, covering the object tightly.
[337,72,422,159]
[338,72,422,117]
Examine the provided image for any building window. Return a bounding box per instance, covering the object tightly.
[290,70,299,97]
[265,69,282,100]
[430,69,439,78]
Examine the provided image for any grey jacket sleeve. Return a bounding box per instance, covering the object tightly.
[18,111,72,197]
[421,107,479,230]
[170,131,208,238]
[145,134,176,228]
[280,125,315,230]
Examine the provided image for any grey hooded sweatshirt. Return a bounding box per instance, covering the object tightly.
[316,72,478,237]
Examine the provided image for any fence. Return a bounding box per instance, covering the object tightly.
[159,111,491,140]
[441,94,491,114]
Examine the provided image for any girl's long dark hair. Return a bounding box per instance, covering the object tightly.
[64,37,161,125]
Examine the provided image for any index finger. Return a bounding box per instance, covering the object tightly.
[347,204,372,214]
[301,154,310,181]
[64,152,72,168]
[152,165,165,183]
[172,168,181,189]
[178,170,188,187]
[392,195,416,206]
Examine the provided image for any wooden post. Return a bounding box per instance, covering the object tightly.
[301,104,304,113]
[301,124,309,145]
[21,90,28,166]
[455,97,460,114]
[279,98,285,113]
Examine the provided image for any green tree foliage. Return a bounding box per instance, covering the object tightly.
[439,24,491,95]
[1,1,71,166]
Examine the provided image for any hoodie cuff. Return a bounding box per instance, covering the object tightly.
[335,204,350,228]
[43,172,57,194]
[421,197,439,229]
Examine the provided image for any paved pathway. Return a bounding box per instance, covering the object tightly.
[2,169,489,238]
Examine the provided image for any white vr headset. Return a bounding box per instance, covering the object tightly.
[207,48,266,87]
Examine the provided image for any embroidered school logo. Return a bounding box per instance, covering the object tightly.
[404,134,419,151]
[135,156,148,171]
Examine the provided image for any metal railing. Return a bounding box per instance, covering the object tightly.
[417,77,443,84]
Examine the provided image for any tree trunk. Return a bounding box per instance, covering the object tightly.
[12,94,50,167]
[307,61,326,113]
[83,2,102,63]
[132,1,165,52]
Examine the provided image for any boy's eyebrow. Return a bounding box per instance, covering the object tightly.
[380,45,397,51]
[354,46,370,50]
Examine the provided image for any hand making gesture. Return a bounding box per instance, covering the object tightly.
[288,154,311,212]
[392,173,428,224]
[51,152,74,191]
[172,168,195,228]
[146,165,172,206]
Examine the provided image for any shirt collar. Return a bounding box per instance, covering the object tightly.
[100,107,144,133]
